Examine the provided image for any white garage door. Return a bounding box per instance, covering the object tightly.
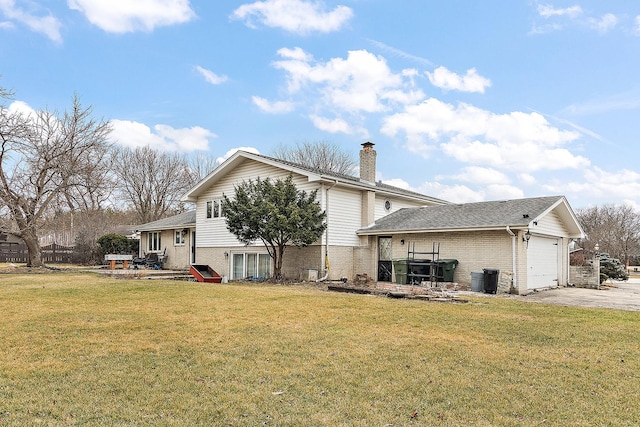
[527,236,559,289]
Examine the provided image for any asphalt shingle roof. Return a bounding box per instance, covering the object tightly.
[136,210,196,232]
[252,152,448,204]
[360,196,565,233]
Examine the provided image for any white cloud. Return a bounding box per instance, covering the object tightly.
[547,167,640,203]
[263,47,424,134]
[426,66,491,94]
[252,96,295,114]
[110,119,215,152]
[195,66,228,85]
[443,166,510,185]
[8,100,36,116]
[635,16,640,36]
[68,0,195,33]
[232,0,353,35]
[380,177,411,191]
[216,146,260,164]
[309,115,351,134]
[588,13,617,34]
[272,48,414,113]
[381,98,589,172]
[0,0,62,42]
[537,4,582,18]
[518,173,537,186]
[417,181,485,204]
[484,184,525,201]
[533,5,624,35]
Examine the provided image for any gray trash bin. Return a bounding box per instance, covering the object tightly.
[470,271,483,292]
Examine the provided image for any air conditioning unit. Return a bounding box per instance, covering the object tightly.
[302,268,318,281]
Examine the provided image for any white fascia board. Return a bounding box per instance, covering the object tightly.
[356,225,527,236]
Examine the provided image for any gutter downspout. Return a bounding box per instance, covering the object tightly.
[567,239,572,286]
[506,226,517,293]
[317,180,338,282]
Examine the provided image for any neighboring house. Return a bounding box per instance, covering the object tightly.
[357,196,584,294]
[136,210,196,270]
[0,230,26,263]
[137,141,584,294]
[180,142,447,281]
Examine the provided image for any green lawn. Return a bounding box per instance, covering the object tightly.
[1,273,638,426]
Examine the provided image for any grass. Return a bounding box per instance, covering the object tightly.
[0,273,639,426]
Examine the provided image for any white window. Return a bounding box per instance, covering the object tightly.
[206,201,213,219]
[175,229,185,245]
[206,200,224,219]
[148,231,162,252]
[231,252,271,280]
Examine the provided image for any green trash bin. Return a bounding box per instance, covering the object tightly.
[392,258,409,284]
[435,259,458,282]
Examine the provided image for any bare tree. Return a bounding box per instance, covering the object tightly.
[0,90,112,267]
[576,204,640,264]
[113,145,192,224]
[59,141,116,212]
[185,152,219,187]
[271,141,356,175]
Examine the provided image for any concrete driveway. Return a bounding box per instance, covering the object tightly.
[508,278,640,311]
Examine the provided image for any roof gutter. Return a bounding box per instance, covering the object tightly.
[506,226,517,293]
[357,225,527,236]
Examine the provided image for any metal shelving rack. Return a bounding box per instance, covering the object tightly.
[406,242,441,286]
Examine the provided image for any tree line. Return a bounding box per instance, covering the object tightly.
[1,86,356,267]
[8,86,638,271]
[575,204,640,267]
[0,87,219,266]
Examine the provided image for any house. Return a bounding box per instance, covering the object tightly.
[357,196,584,294]
[0,230,27,263]
[180,142,447,281]
[137,142,584,294]
[136,210,196,270]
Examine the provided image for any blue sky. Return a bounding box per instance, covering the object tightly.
[2,1,640,210]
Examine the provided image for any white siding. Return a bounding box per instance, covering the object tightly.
[196,159,321,248]
[374,195,426,219]
[326,187,362,247]
[534,211,568,237]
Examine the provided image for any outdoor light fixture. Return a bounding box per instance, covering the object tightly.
[223,251,229,258]
[523,229,532,243]
[400,239,405,245]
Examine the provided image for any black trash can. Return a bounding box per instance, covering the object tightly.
[483,268,499,294]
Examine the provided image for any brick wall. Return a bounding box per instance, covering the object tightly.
[391,231,516,290]
[570,261,600,289]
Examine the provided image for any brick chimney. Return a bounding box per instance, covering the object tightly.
[359,142,376,183]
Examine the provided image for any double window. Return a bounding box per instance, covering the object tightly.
[231,252,271,280]
[175,229,185,245]
[148,231,162,252]
[206,199,224,219]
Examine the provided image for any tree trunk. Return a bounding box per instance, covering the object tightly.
[22,229,44,267]
[273,244,286,280]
